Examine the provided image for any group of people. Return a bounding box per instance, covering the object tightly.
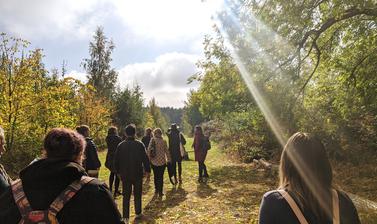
[0,123,361,223]
[104,123,211,222]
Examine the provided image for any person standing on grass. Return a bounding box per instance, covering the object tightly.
[141,127,153,180]
[147,128,171,197]
[166,123,186,184]
[105,126,122,197]
[193,125,210,182]
[114,124,151,223]
[76,125,101,178]
[141,128,153,150]
[0,126,12,194]
[258,132,360,224]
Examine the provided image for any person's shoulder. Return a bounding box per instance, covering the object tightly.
[80,178,111,196]
[262,190,285,201]
[135,140,146,148]
[337,190,357,207]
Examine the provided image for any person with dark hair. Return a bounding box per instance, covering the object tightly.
[166,123,186,184]
[0,126,12,194]
[259,132,360,224]
[76,125,101,178]
[114,124,151,223]
[141,128,153,149]
[0,128,123,224]
[193,125,210,182]
[105,126,122,197]
[141,128,153,180]
[147,128,171,197]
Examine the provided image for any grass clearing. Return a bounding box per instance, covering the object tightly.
[98,138,377,223]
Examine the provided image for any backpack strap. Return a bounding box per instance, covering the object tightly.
[277,190,309,224]
[48,176,94,217]
[11,179,33,218]
[332,189,340,224]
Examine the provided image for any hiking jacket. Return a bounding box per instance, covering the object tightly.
[105,134,122,172]
[114,137,151,182]
[84,137,101,170]
[0,158,123,224]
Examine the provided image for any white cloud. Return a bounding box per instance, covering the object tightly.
[112,0,222,41]
[118,52,200,107]
[0,0,109,40]
[66,70,88,83]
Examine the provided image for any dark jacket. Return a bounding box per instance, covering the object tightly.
[84,138,101,170]
[141,135,152,150]
[167,129,186,162]
[105,134,122,172]
[0,159,123,224]
[259,190,360,224]
[114,137,151,182]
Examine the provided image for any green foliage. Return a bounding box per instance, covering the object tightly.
[0,33,112,173]
[113,85,145,132]
[82,26,118,100]
[185,0,377,162]
[160,107,183,126]
[146,98,168,132]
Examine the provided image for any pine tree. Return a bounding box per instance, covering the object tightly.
[82,26,117,99]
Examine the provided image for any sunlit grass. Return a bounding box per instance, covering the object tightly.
[98,138,276,223]
[97,138,377,223]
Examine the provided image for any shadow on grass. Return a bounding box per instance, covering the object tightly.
[210,164,276,187]
[196,181,218,198]
[135,184,188,223]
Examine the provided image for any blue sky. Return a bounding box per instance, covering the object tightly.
[0,0,222,107]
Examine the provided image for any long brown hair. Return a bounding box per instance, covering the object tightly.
[279,132,333,221]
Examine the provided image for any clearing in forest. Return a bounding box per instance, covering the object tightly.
[98,138,377,223]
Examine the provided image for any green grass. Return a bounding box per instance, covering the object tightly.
[98,138,275,223]
[98,138,377,223]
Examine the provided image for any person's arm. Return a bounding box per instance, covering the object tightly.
[163,140,172,163]
[113,144,121,174]
[141,143,151,173]
[258,192,277,224]
[340,192,361,224]
[146,138,153,158]
[180,133,186,145]
[90,140,101,169]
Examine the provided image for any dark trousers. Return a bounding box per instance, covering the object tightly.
[198,161,208,177]
[151,165,166,194]
[171,161,182,179]
[109,172,120,193]
[122,178,142,219]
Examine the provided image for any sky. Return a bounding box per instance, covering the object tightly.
[0,0,223,108]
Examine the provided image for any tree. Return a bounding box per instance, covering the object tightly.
[82,26,118,99]
[0,33,113,173]
[113,85,145,130]
[147,98,168,132]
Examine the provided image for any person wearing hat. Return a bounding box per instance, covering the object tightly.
[166,123,186,184]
